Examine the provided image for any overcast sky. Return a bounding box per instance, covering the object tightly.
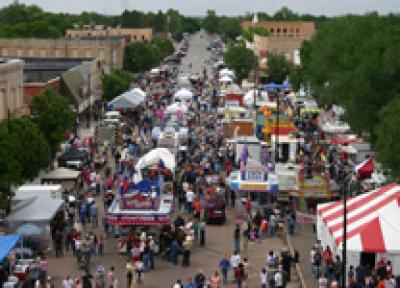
[2,0,400,16]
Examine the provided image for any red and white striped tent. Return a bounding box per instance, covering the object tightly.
[317,183,400,271]
[355,157,375,179]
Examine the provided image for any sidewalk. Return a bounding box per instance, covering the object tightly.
[289,223,318,288]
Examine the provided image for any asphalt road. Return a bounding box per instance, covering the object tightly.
[47,32,298,288]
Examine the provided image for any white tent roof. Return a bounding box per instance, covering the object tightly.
[174,88,193,100]
[317,183,400,253]
[110,89,146,109]
[219,75,233,83]
[219,68,235,78]
[134,148,176,183]
[321,121,350,134]
[42,167,81,180]
[6,196,63,222]
[166,102,188,114]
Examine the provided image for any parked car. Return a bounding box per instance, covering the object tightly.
[204,194,226,224]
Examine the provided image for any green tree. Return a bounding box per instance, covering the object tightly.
[124,42,162,73]
[242,26,269,42]
[266,52,293,83]
[8,117,50,181]
[102,70,133,101]
[150,36,174,59]
[224,45,258,82]
[31,89,76,156]
[219,17,241,40]
[375,97,400,179]
[0,121,21,187]
[203,10,219,34]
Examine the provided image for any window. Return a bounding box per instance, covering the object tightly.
[270,28,274,33]
[277,28,281,33]
[296,28,300,33]
[283,28,287,33]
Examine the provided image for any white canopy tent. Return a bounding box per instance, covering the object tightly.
[317,183,400,274]
[134,148,176,183]
[219,75,233,83]
[219,68,235,78]
[166,102,188,114]
[109,89,146,109]
[321,121,350,134]
[174,88,193,100]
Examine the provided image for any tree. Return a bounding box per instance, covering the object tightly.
[266,52,293,83]
[375,97,400,179]
[219,17,241,40]
[8,117,50,181]
[203,10,219,34]
[0,121,21,187]
[150,36,174,60]
[124,42,162,73]
[31,89,76,156]
[242,26,269,42]
[102,70,133,101]
[224,45,258,82]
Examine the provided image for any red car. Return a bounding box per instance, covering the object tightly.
[204,194,226,224]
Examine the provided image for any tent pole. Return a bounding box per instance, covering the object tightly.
[342,183,347,288]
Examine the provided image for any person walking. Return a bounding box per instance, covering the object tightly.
[194,269,206,288]
[210,271,221,288]
[260,268,268,288]
[234,224,241,253]
[219,254,230,285]
[199,220,206,247]
[235,263,246,288]
[98,234,105,256]
[230,252,241,282]
[182,236,193,267]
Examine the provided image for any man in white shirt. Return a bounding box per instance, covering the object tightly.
[274,270,283,288]
[63,275,74,288]
[260,268,268,288]
[230,251,241,281]
[186,189,195,213]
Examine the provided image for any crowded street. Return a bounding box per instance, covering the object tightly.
[1,3,399,288]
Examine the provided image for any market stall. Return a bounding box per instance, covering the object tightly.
[227,160,279,217]
[41,168,81,193]
[317,183,400,274]
[6,197,64,252]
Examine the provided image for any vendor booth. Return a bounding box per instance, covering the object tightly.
[6,197,64,252]
[57,147,89,170]
[317,183,400,275]
[41,168,81,193]
[270,134,299,163]
[227,160,279,218]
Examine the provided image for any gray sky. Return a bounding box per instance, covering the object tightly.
[2,0,400,16]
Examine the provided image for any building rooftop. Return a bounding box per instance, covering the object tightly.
[3,57,94,83]
[65,35,126,41]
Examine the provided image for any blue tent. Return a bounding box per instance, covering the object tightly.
[0,235,21,262]
[263,82,281,90]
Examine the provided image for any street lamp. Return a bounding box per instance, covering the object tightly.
[341,175,349,288]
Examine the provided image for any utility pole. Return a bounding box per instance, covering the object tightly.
[342,181,348,288]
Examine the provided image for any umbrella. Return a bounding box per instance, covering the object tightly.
[15,223,42,236]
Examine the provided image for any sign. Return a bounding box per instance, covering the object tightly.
[296,211,316,224]
[239,183,269,191]
[107,213,170,226]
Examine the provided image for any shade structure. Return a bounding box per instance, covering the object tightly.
[134,148,176,183]
[263,82,281,90]
[317,183,400,253]
[355,157,375,179]
[0,235,21,262]
[109,89,145,109]
[219,75,233,83]
[6,196,64,222]
[321,121,350,134]
[225,84,242,95]
[244,90,257,107]
[174,88,193,100]
[166,102,188,114]
[219,68,235,78]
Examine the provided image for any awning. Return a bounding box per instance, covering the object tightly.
[317,183,400,253]
[0,235,21,262]
[355,157,374,179]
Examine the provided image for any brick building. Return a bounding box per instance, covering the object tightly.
[0,59,24,120]
[0,38,124,72]
[66,26,153,43]
[242,19,316,65]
